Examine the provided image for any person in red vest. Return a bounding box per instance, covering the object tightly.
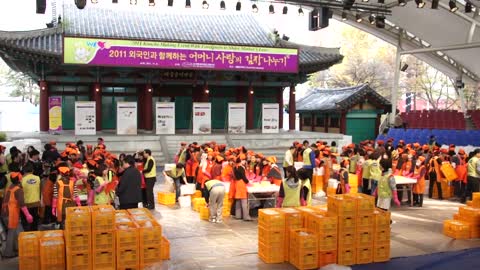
[1,172,33,258]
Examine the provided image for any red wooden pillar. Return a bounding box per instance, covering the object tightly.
[39,80,49,132]
[144,84,153,131]
[277,88,284,130]
[289,84,296,130]
[340,111,347,134]
[138,86,145,130]
[92,83,102,131]
[247,86,254,130]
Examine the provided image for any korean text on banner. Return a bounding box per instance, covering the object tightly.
[75,101,96,135]
[193,102,211,134]
[48,96,62,132]
[228,103,246,134]
[117,102,137,135]
[262,103,279,134]
[156,102,175,135]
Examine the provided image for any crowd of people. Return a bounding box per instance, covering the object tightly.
[0,138,154,258]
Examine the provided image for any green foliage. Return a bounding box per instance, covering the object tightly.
[0,132,7,142]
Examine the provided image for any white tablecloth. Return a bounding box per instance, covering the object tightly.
[395,176,417,185]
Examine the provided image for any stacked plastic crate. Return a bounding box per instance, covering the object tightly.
[329,194,357,266]
[18,231,42,270]
[289,229,318,270]
[446,192,480,239]
[130,209,163,268]
[276,208,303,262]
[305,213,338,268]
[65,206,92,270]
[348,174,358,194]
[91,205,116,270]
[115,212,140,270]
[349,194,375,265]
[222,193,231,218]
[258,209,286,263]
[39,230,65,270]
[373,208,391,262]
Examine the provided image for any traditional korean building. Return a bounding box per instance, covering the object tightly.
[296,84,391,143]
[0,3,343,132]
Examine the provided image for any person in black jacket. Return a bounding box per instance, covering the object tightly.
[116,155,142,210]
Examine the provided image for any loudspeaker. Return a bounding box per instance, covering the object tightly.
[75,0,87,9]
[309,7,331,31]
[36,0,46,14]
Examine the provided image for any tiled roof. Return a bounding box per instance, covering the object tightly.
[296,84,391,112]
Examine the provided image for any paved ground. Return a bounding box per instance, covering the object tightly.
[1,183,480,270]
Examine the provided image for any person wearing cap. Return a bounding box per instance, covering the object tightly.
[451,149,467,201]
[142,149,157,210]
[52,166,81,225]
[1,172,33,258]
[277,167,303,207]
[221,157,235,183]
[197,151,214,190]
[302,144,317,184]
[117,155,143,210]
[211,156,224,180]
[412,156,427,207]
[25,148,43,177]
[20,163,41,231]
[369,152,383,196]
[265,156,282,186]
[202,178,226,223]
[165,163,188,203]
[42,143,60,164]
[233,158,252,221]
[428,150,444,200]
[97,137,105,146]
[283,146,295,178]
[466,149,480,201]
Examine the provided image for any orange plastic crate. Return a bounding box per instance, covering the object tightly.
[373,208,391,230]
[443,220,471,239]
[338,215,356,232]
[290,229,318,251]
[317,233,337,251]
[157,192,176,205]
[473,199,480,208]
[91,204,115,232]
[141,244,163,267]
[115,210,129,217]
[327,187,337,196]
[19,231,42,258]
[356,229,374,248]
[130,213,153,222]
[127,208,154,218]
[136,219,163,247]
[467,201,473,207]
[93,249,116,270]
[160,236,170,260]
[306,213,338,233]
[39,237,65,270]
[65,206,92,233]
[346,193,375,215]
[459,207,480,224]
[258,209,285,231]
[327,194,356,216]
[473,192,480,200]
[93,231,115,251]
[276,208,303,230]
[356,247,373,264]
[357,214,374,229]
[338,231,356,248]
[116,248,139,270]
[259,226,285,245]
[258,242,284,264]
[374,228,390,245]
[19,256,39,270]
[199,206,210,220]
[116,222,140,250]
[337,248,356,266]
[318,250,337,268]
[373,244,390,262]
[41,230,64,239]
[66,251,92,270]
[65,232,91,251]
[289,251,318,270]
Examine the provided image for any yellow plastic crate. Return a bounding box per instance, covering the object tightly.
[127,208,154,218]
[258,226,285,245]
[327,194,356,216]
[327,187,337,196]
[356,247,373,264]
[116,248,139,270]
[199,206,209,220]
[289,251,318,270]
[116,222,140,250]
[258,242,284,264]
[295,207,320,227]
[65,232,91,251]
[66,251,91,270]
[374,208,391,230]
[306,213,338,233]
[160,236,170,260]
[136,219,163,247]
[473,192,480,200]
[140,244,162,267]
[338,231,356,248]
[157,192,176,205]
[338,215,356,233]
[65,206,92,233]
[346,193,375,215]
[191,190,202,199]
[290,229,318,251]
[258,209,285,232]
[443,220,471,239]
[276,208,303,230]
[19,256,39,270]
[373,244,390,262]
[317,232,337,251]
[318,250,337,268]
[459,207,480,224]
[192,198,206,212]
[19,231,42,258]
[93,231,115,251]
[40,237,65,270]
[91,205,115,232]
[356,229,374,248]
[337,247,356,266]
[467,201,473,207]
[93,249,116,270]
[374,228,390,245]
[357,214,374,230]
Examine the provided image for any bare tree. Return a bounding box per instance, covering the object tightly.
[0,69,39,105]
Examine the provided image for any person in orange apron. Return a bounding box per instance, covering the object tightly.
[452,149,468,201]
[211,156,224,180]
[428,150,444,200]
[52,166,81,225]
[261,159,271,179]
[233,158,252,221]
[1,172,33,257]
[221,157,235,183]
[264,156,282,186]
[413,156,427,207]
[197,153,214,189]
[246,155,257,180]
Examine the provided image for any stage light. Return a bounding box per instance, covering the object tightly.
[37,0,46,14]
[298,7,304,16]
[168,0,174,7]
[449,0,458,12]
[269,4,275,14]
[401,63,409,72]
[205,89,209,94]
[415,0,425,8]
[369,15,375,24]
[356,14,362,22]
[283,6,288,14]
[202,0,209,9]
[149,0,155,6]
[95,87,100,92]
[431,0,439,9]
[185,0,191,8]
[465,1,473,13]
[250,90,254,94]
[342,11,347,21]
[398,0,406,6]
[148,88,153,93]
[362,0,369,2]
[112,0,118,3]
[129,0,137,5]
[378,0,384,3]
[375,15,385,28]
[75,0,87,9]
[236,0,241,11]
[220,0,226,10]
[282,34,290,41]
[252,4,258,13]
[91,0,98,4]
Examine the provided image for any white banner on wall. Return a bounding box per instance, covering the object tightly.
[156,102,175,135]
[75,101,96,135]
[117,102,137,135]
[262,103,280,134]
[228,103,246,134]
[192,102,211,134]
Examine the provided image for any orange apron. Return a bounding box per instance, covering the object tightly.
[269,167,282,186]
[323,159,331,192]
[455,157,467,184]
[413,166,426,194]
[222,165,233,182]
[42,180,54,206]
[197,161,212,188]
[392,159,399,175]
[403,161,412,176]
[56,179,75,222]
[4,185,20,229]
[262,166,271,178]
